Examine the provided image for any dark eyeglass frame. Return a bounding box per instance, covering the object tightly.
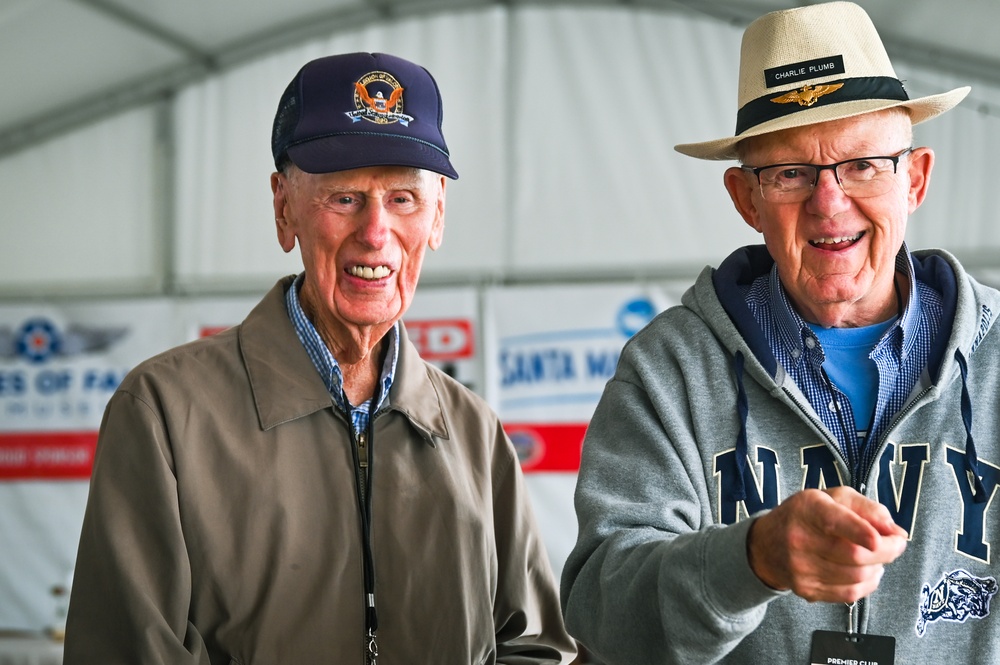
[741,147,914,199]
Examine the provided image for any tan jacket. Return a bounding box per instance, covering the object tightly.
[65,277,575,665]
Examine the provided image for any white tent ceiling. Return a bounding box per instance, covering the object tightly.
[3,0,999,159]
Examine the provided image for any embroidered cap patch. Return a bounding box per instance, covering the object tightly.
[345,70,414,126]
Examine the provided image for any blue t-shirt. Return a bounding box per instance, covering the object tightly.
[808,318,897,435]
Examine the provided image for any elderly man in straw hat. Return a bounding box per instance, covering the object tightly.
[562,2,1000,663]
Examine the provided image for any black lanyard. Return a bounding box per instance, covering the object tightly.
[349,408,378,664]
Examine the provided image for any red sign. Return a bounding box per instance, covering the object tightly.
[0,432,98,480]
[404,319,474,360]
[503,423,586,473]
[199,326,230,338]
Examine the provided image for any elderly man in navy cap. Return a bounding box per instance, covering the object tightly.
[65,52,575,665]
[563,2,1000,664]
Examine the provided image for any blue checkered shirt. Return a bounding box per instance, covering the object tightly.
[745,247,942,479]
[284,273,399,436]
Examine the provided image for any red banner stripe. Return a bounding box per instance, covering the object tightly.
[0,423,585,480]
[0,432,98,480]
[503,423,586,473]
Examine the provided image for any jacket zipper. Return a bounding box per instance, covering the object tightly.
[852,385,934,634]
[350,423,378,664]
[784,382,938,635]
[781,386,872,636]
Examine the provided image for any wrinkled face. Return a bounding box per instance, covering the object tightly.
[724,111,933,327]
[272,165,446,343]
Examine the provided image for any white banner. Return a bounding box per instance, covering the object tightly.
[405,286,481,394]
[0,299,175,631]
[484,282,687,578]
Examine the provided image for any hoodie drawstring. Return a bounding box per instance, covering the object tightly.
[955,350,988,503]
[731,351,750,502]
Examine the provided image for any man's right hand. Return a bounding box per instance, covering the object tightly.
[746,486,908,603]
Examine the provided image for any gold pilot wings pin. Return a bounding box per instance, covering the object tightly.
[771,83,845,107]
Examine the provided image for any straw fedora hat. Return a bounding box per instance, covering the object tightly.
[674,1,970,161]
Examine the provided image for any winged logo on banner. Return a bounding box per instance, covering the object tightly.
[0,319,129,363]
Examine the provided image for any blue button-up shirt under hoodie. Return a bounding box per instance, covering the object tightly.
[745,245,943,480]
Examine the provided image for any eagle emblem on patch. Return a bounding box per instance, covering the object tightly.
[916,569,998,636]
[345,70,414,126]
[770,82,845,107]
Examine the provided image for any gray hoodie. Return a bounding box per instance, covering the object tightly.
[562,245,1000,664]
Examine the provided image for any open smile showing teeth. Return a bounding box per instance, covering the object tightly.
[349,265,391,280]
[810,231,863,247]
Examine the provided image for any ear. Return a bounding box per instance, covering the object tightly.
[724,166,763,233]
[905,147,934,214]
[427,176,447,251]
[271,172,296,254]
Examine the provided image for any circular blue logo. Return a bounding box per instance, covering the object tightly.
[16,318,62,364]
[616,298,656,338]
[508,429,543,467]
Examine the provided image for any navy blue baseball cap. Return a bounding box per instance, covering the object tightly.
[271,52,458,179]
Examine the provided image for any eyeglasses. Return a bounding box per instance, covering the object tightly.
[742,147,914,203]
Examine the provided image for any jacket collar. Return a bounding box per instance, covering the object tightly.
[388,319,450,445]
[240,276,448,444]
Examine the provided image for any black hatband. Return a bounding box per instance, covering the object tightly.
[735,77,908,136]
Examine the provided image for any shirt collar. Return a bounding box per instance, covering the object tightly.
[770,243,922,364]
[284,272,399,413]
